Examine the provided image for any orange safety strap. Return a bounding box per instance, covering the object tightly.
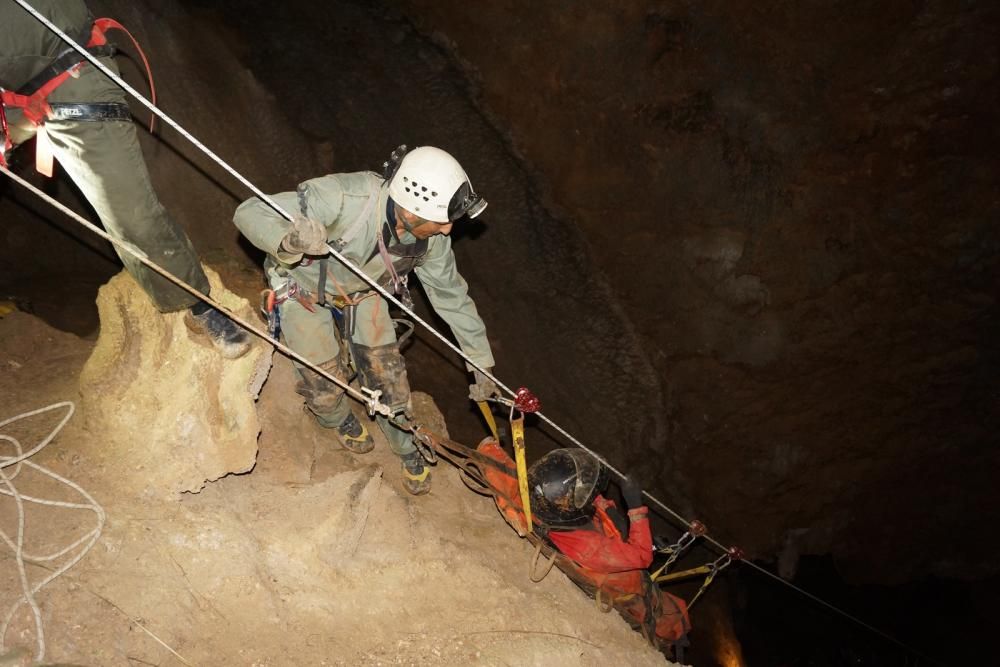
[91,18,158,133]
[0,99,10,167]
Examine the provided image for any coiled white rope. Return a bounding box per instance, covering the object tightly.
[0,402,105,663]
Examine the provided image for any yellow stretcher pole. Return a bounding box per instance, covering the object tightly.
[477,400,499,441]
[652,564,712,585]
[511,414,533,532]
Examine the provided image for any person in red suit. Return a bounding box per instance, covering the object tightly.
[477,439,691,657]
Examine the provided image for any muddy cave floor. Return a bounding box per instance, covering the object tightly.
[2,280,997,667]
[0,307,678,667]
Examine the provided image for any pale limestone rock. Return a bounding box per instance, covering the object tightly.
[78,268,271,496]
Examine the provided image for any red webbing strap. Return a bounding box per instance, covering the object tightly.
[1,22,105,126]
[2,18,158,132]
[0,98,10,167]
[3,72,71,125]
[92,18,157,133]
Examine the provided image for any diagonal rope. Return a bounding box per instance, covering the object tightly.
[5,2,944,662]
[6,0,606,489]
[0,163,394,417]
[6,0,631,497]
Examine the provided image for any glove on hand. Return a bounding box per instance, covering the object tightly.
[620,475,645,509]
[468,368,500,402]
[281,215,328,255]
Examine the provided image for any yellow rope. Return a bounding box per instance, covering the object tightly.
[477,401,499,441]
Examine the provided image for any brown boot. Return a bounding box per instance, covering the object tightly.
[400,452,431,495]
[333,413,375,454]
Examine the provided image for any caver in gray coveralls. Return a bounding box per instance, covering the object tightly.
[0,0,209,311]
[233,171,495,457]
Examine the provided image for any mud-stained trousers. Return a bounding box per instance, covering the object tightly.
[6,59,210,313]
[277,291,416,458]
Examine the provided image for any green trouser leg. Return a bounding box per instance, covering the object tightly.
[376,414,417,457]
[350,295,416,458]
[277,296,353,428]
[36,116,211,312]
[272,281,416,457]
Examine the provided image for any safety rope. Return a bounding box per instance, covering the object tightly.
[5,0,603,467]
[0,163,392,419]
[0,402,105,663]
[5,3,946,662]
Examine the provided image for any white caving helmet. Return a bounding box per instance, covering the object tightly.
[384,145,487,223]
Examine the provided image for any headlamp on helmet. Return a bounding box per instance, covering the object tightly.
[386,145,487,223]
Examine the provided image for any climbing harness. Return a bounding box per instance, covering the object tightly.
[0,16,157,177]
[376,223,415,311]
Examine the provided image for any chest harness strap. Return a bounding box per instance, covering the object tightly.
[376,221,415,311]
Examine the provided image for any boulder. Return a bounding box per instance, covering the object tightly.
[78,268,271,497]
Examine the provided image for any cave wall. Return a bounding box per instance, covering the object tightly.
[392,0,1000,582]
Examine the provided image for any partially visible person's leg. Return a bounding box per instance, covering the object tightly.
[350,294,430,495]
[44,116,250,357]
[280,296,372,453]
[45,118,208,310]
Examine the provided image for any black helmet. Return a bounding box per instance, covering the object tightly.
[527,449,609,527]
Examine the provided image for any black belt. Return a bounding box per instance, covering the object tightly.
[46,102,131,123]
[17,42,116,96]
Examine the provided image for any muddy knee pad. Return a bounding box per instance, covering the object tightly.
[295,356,353,417]
[352,342,411,414]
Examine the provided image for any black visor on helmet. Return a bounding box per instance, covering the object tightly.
[448,181,488,221]
[527,449,608,527]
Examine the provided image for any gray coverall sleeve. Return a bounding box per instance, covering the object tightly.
[233,191,303,262]
[415,236,496,370]
[233,176,346,263]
